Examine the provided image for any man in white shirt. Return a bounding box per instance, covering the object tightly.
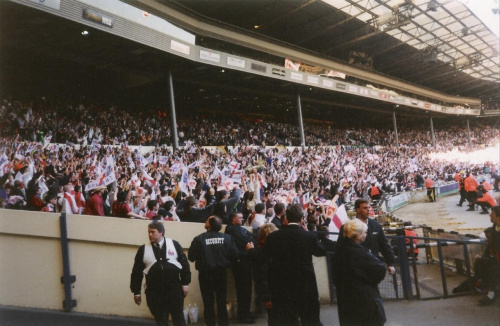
[250,203,266,229]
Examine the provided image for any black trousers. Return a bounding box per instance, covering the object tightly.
[477,202,492,212]
[231,258,253,321]
[270,288,322,326]
[467,191,477,206]
[458,189,467,205]
[199,267,228,326]
[146,287,186,326]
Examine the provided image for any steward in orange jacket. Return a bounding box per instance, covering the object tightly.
[477,188,498,214]
[464,174,478,192]
[369,184,382,200]
[425,177,436,202]
[464,173,478,211]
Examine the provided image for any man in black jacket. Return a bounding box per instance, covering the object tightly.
[225,211,258,324]
[216,186,242,223]
[188,216,238,326]
[255,204,326,326]
[130,221,191,326]
[338,199,396,275]
[476,206,500,306]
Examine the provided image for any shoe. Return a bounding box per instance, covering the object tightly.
[479,296,494,306]
[238,318,256,324]
[456,204,462,207]
[466,207,475,211]
[480,211,489,214]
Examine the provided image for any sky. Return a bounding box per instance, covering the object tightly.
[462,0,500,38]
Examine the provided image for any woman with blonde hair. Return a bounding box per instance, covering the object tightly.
[333,219,387,326]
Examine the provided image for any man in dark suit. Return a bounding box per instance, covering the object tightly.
[338,199,395,275]
[252,204,325,326]
[225,211,258,324]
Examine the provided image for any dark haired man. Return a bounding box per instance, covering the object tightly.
[271,202,285,229]
[215,185,241,223]
[188,216,238,326]
[225,211,258,324]
[250,204,326,326]
[338,199,395,275]
[130,221,191,326]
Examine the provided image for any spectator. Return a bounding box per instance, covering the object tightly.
[250,204,325,326]
[83,186,106,216]
[225,211,258,324]
[333,219,387,326]
[475,206,500,306]
[338,199,396,275]
[188,216,239,326]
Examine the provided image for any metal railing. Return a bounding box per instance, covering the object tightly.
[319,230,487,303]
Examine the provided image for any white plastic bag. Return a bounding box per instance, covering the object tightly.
[226,300,233,319]
[183,307,189,324]
[188,303,199,323]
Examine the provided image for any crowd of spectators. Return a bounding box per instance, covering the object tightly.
[0,98,498,225]
[1,98,498,149]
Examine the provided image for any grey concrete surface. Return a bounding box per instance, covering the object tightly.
[2,295,499,326]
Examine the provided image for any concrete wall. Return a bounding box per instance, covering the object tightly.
[0,209,330,318]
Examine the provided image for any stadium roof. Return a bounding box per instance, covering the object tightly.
[164,0,499,101]
[0,0,498,121]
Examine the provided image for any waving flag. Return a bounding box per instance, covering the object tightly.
[300,192,310,210]
[26,143,38,153]
[188,160,201,169]
[43,135,52,147]
[328,204,349,241]
[170,162,181,174]
[142,169,157,187]
[158,156,168,165]
[286,167,297,183]
[144,154,154,165]
[179,167,189,194]
[0,153,10,176]
[91,139,100,152]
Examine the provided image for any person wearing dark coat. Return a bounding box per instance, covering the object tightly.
[130,221,191,326]
[333,219,387,326]
[246,223,278,325]
[338,199,395,275]
[475,206,500,306]
[225,211,258,324]
[216,186,242,222]
[188,216,239,326]
[176,195,215,223]
[251,204,325,326]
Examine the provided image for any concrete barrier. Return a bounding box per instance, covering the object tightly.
[0,209,330,318]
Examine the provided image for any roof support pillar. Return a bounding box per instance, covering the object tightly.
[466,118,471,147]
[392,108,399,148]
[430,116,436,148]
[297,90,306,150]
[168,69,179,149]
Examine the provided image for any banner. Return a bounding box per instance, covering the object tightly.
[0,153,9,176]
[284,58,346,79]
